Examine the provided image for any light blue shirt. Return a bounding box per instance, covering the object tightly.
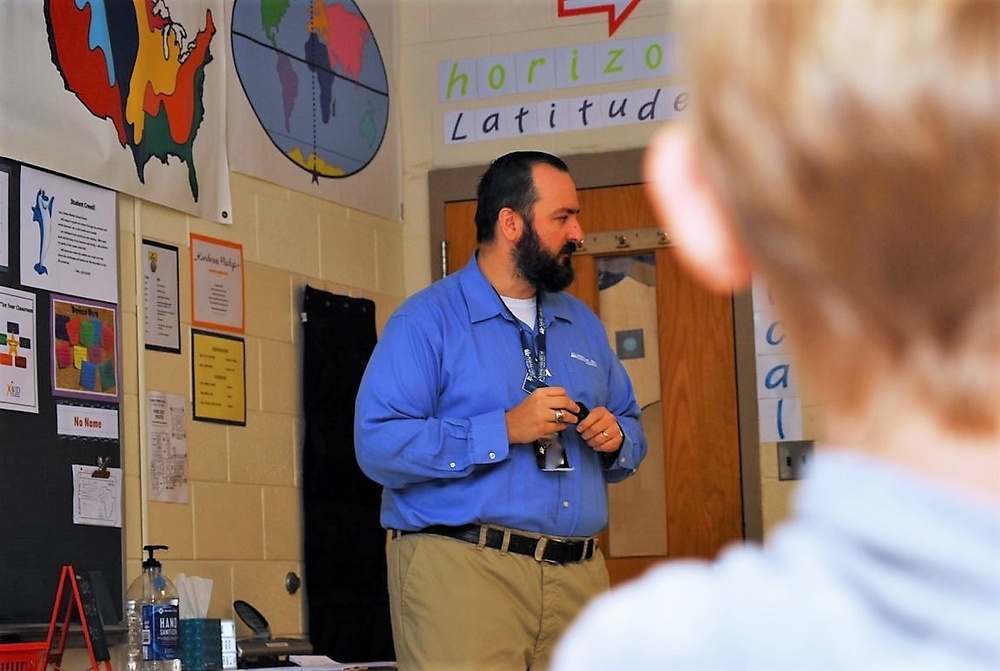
[354,254,647,537]
[553,449,1000,670]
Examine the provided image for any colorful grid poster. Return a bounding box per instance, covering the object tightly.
[51,295,120,402]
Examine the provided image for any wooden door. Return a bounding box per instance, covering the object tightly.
[444,184,743,586]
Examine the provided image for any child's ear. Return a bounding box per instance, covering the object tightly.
[644,126,753,293]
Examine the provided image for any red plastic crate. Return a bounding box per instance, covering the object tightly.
[0,643,47,671]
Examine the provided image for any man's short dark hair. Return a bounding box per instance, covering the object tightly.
[475,151,571,243]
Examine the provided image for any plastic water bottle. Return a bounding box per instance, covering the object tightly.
[126,545,181,671]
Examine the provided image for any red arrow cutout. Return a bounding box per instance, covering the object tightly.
[558,0,642,37]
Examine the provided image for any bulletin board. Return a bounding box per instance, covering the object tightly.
[0,157,123,634]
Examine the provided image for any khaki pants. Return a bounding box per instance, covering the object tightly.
[386,530,609,671]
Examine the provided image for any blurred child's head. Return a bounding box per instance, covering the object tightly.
[649,1,998,434]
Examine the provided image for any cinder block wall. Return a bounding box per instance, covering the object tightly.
[118,172,404,642]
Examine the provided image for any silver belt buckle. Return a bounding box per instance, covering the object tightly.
[533,536,549,562]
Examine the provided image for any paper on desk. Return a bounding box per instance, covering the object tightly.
[288,655,396,670]
[175,573,213,618]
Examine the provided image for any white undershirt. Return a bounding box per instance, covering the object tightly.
[501,295,537,329]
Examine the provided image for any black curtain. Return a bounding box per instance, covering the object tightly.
[301,285,394,662]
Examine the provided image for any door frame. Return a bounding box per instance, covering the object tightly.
[428,148,764,543]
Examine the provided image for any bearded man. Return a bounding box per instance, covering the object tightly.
[355,150,648,670]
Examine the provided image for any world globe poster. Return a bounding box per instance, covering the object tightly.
[231,0,390,181]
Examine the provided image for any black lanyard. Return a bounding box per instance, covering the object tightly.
[499,292,547,388]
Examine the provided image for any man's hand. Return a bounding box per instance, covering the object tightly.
[505,386,580,444]
[575,406,624,453]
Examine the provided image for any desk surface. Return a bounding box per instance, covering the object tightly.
[252,667,395,671]
[252,661,395,671]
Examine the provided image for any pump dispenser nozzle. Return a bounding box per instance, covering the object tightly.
[141,544,169,570]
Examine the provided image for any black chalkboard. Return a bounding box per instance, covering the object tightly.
[0,158,123,634]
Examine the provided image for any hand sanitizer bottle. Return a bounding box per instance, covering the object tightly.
[126,545,181,671]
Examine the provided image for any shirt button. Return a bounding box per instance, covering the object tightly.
[488,452,496,460]
[562,500,569,508]
[449,461,457,468]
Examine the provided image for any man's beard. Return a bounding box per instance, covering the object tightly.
[514,218,576,292]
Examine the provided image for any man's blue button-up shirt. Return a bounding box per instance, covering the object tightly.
[354,255,647,538]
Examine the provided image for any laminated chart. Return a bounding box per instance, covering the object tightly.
[51,295,119,402]
[0,286,39,413]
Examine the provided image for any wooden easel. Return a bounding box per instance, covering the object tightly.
[44,565,113,671]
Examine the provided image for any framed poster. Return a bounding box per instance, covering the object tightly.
[191,329,246,425]
[190,233,244,333]
[142,239,181,353]
[51,295,120,402]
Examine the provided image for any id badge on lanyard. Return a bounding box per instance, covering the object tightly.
[511,296,573,471]
[518,295,548,394]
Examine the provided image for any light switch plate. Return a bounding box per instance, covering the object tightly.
[777,440,813,481]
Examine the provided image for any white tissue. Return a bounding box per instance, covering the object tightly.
[175,573,213,619]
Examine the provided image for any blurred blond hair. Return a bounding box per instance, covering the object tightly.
[681,0,999,433]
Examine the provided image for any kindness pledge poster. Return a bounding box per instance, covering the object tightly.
[190,233,244,333]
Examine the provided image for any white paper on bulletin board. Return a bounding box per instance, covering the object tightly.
[0,285,39,414]
[19,166,118,304]
[72,464,122,527]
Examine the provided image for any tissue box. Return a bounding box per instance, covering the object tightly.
[180,618,223,671]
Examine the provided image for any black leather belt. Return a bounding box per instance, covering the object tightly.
[394,524,597,564]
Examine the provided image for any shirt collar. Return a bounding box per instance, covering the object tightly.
[460,252,575,326]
